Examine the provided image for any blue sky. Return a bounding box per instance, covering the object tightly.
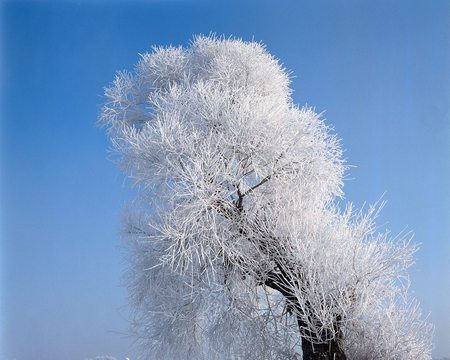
[1,0,449,359]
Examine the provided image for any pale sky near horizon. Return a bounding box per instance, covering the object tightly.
[1,0,449,359]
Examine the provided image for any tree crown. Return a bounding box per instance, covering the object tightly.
[101,35,432,360]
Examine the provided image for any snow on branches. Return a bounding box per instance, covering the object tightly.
[101,35,433,360]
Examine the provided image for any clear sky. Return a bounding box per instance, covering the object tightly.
[1,0,449,359]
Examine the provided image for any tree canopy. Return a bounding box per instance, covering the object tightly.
[100,35,433,360]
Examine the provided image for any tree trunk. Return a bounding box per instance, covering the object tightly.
[263,269,347,360]
[301,338,347,360]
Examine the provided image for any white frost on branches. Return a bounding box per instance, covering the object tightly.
[100,35,433,359]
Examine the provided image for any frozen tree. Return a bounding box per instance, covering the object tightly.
[100,35,433,359]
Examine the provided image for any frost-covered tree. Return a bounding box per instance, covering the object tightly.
[100,35,433,360]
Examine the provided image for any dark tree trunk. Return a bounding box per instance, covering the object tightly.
[301,337,347,360]
[264,268,347,360]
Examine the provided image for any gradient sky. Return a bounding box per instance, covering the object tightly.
[1,0,449,359]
